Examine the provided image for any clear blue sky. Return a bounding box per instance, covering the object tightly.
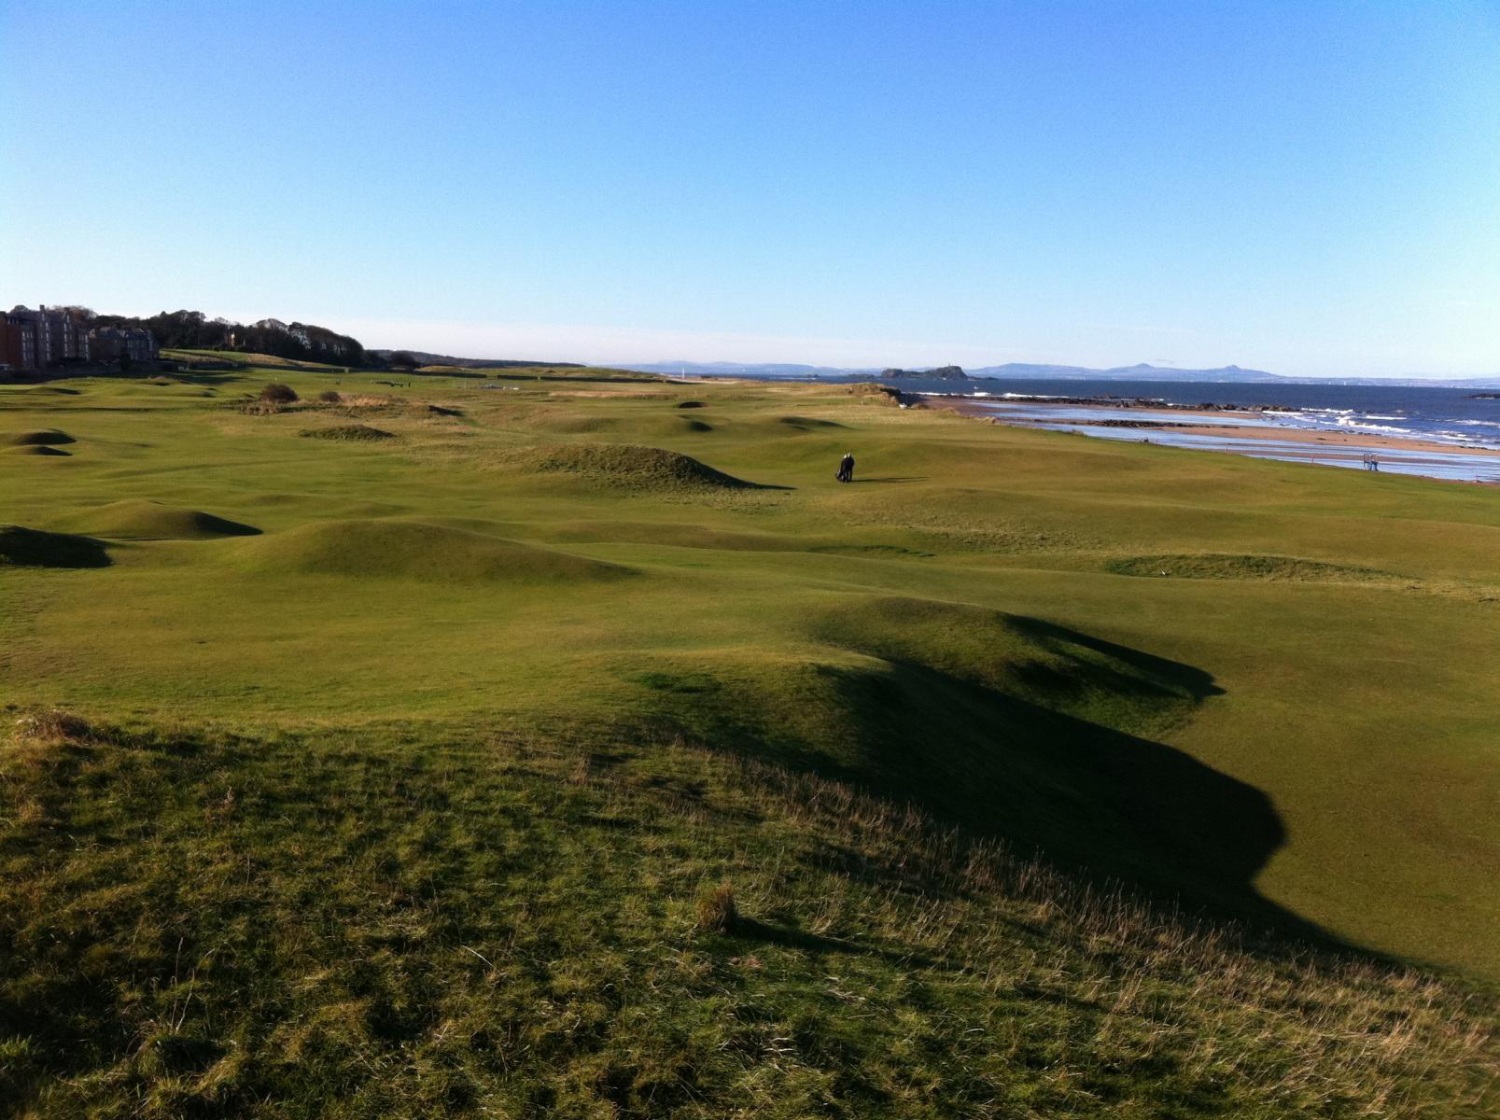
[3,1,1498,375]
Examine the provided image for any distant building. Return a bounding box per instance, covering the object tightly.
[2,305,92,369]
[90,325,160,364]
[0,315,35,370]
[0,306,161,371]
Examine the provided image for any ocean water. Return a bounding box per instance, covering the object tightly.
[941,379,1500,483]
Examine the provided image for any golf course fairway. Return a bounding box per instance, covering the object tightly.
[2,367,1496,1117]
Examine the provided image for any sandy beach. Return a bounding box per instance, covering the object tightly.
[930,395,1500,480]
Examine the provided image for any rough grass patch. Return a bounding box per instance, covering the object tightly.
[1107,553,1393,582]
[335,393,398,408]
[0,722,1492,1119]
[235,518,634,583]
[259,383,298,404]
[9,708,92,747]
[299,424,396,442]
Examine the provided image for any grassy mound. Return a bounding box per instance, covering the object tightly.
[6,429,75,446]
[6,444,70,457]
[63,500,261,540]
[813,596,1212,735]
[237,519,632,583]
[299,424,396,441]
[0,526,110,568]
[505,444,767,491]
[547,519,801,551]
[627,597,1304,923]
[1107,553,1390,582]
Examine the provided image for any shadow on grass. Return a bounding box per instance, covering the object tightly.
[836,661,1310,935]
[721,917,945,970]
[848,476,928,483]
[653,616,1334,945]
[0,526,111,568]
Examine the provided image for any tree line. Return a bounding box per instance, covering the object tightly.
[66,308,370,367]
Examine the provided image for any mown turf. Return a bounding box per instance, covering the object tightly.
[1,366,1498,1116]
[234,519,633,584]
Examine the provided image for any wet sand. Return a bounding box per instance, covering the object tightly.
[931,396,1500,481]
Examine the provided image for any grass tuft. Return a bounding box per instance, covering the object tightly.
[695,882,741,934]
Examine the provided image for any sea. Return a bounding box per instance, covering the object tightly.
[932,379,1500,484]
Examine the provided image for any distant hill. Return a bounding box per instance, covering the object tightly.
[969,362,1282,382]
[616,360,880,379]
[614,359,1282,382]
[612,358,1500,388]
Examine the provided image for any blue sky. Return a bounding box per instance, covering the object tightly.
[3,1,1498,375]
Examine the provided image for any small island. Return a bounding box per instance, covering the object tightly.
[880,364,969,381]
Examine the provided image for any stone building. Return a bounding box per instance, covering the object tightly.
[89,326,160,364]
[1,305,92,369]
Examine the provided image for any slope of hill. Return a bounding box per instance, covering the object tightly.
[970,361,1282,382]
[366,349,585,370]
[617,359,1285,382]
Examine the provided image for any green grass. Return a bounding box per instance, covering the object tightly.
[53,499,261,541]
[1,366,1498,1115]
[2,715,1494,1118]
[162,349,352,372]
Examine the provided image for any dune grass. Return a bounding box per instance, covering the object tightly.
[1,366,1498,1115]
